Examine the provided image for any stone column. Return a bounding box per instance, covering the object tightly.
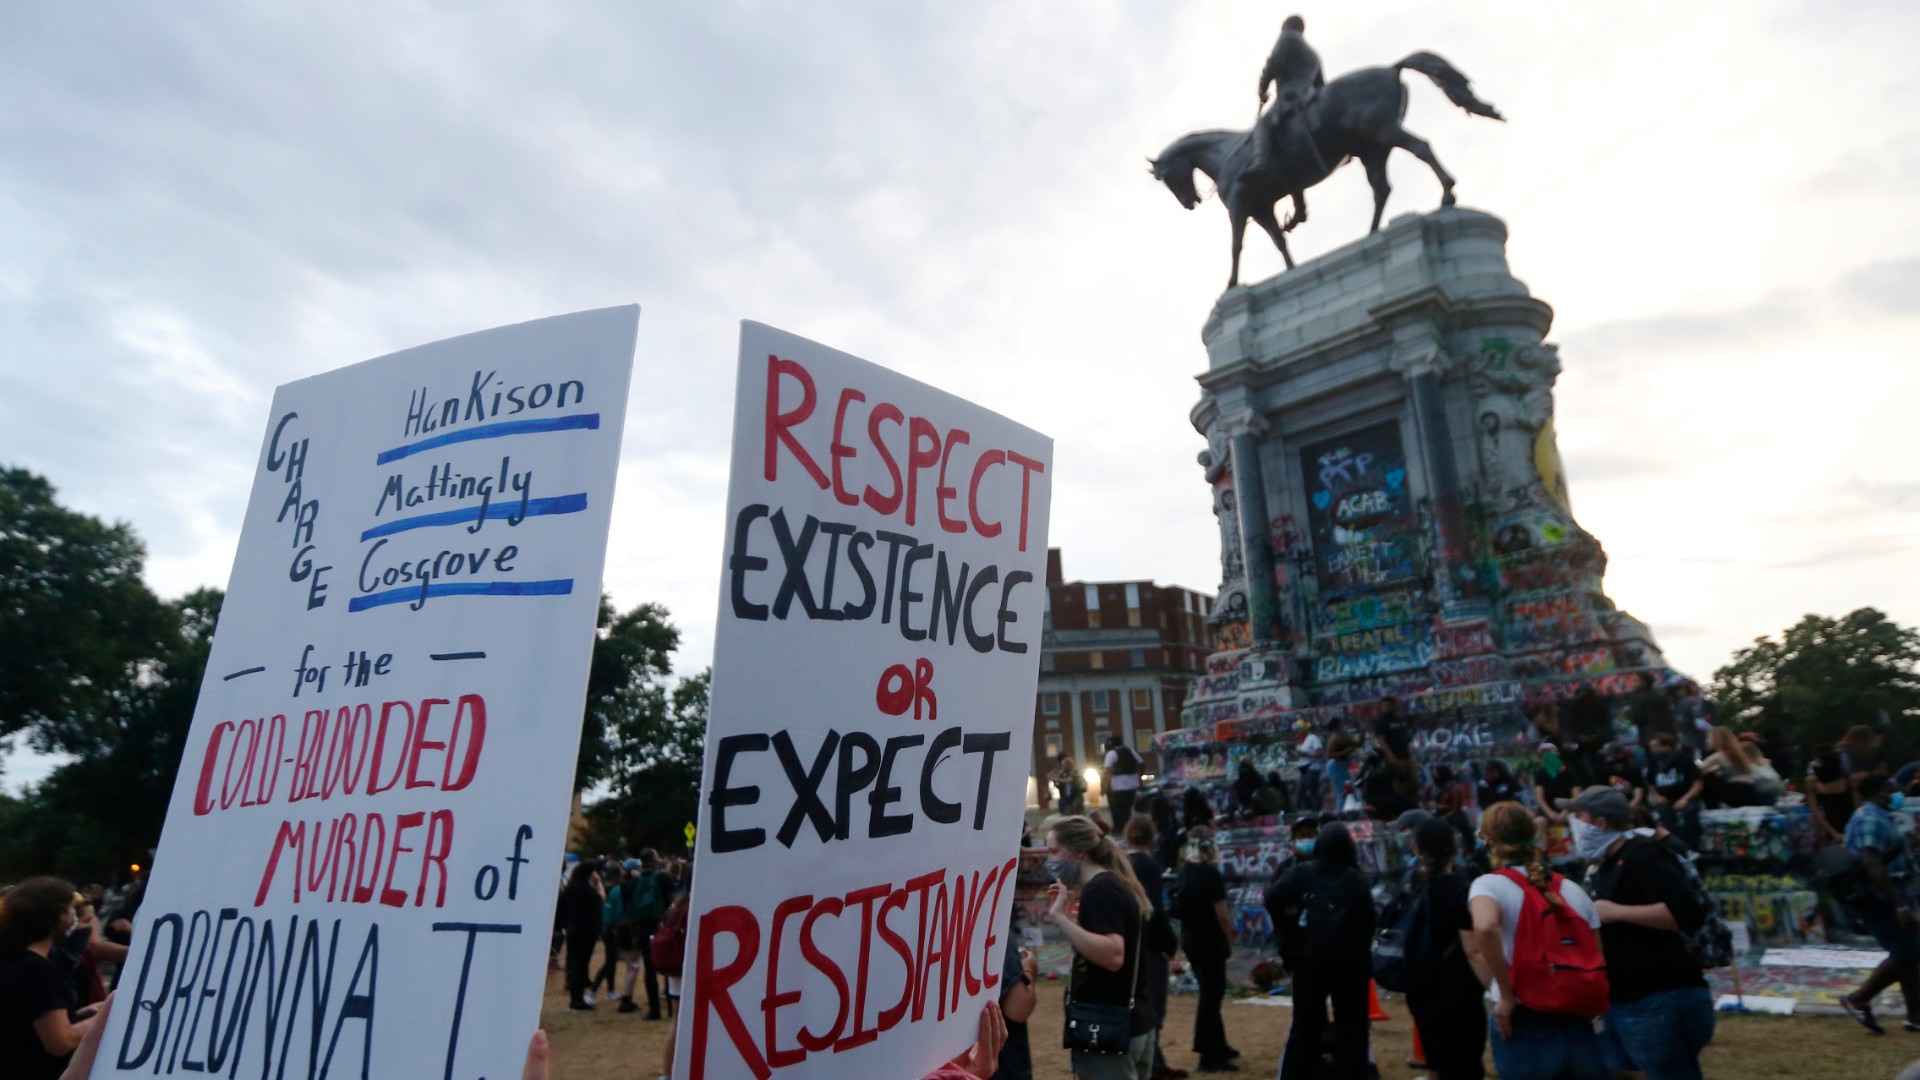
[1394,339,1483,614]
[1229,423,1281,644]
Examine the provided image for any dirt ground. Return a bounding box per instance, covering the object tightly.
[540,955,1920,1079]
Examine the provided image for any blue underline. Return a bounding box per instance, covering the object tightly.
[376,414,601,465]
[359,492,589,541]
[348,578,575,612]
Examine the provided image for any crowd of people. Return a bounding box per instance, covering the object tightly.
[1022,677,1920,1080]
[0,876,139,1079]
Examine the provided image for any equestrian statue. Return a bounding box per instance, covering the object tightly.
[1150,15,1503,290]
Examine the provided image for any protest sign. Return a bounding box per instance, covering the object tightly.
[675,323,1052,1080]
[93,306,639,1078]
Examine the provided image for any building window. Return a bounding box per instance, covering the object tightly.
[1125,583,1140,609]
[1041,652,1055,672]
[1132,688,1152,711]
[1135,727,1155,751]
[1129,649,1146,668]
[1090,689,1111,712]
[1041,692,1061,714]
[1045,716,1059,730]
[1084,584,1100,609]
[1090,651,1105,670]
[1044,735,1063,758]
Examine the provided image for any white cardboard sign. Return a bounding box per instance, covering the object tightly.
[94,306,638,1078]
[675,323,1052,1079]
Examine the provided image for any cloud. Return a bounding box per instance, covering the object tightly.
[1838,256,1920,318]
[1558,297,1807,364]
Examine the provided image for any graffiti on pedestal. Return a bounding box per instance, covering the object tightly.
[1302,422,1420,592]
[1312,621,1434,681]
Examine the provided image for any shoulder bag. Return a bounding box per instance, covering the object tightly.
[1063,902,1142,1055]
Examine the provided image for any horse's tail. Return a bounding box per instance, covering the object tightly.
[1394,52,1504,121]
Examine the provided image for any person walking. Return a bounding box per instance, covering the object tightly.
[1124,815,1185,1080]
[1177,826,1238,1072]
[622,850,669,1018]
[1465,801,1607,1080]
[561,860,605,1010]
[1564,786,1715,1080]
[1105,736,1145,827]
[1840,775,1920,1035]
[1046,815,1157,1080]
[1401,818,1487,1079]
[1265,821,1374,1080]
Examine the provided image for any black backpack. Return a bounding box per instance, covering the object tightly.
[1299,872,1358,966]
[1111,747,1141,777]
[1371,882,1434,993]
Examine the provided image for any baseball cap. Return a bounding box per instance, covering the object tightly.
[1556,785,1630,828]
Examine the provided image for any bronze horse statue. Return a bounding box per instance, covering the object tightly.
[1150,52,1503,289]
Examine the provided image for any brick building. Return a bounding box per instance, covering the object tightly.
[1032,549,1213,806]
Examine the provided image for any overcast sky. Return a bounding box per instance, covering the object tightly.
[5,2,1917,786]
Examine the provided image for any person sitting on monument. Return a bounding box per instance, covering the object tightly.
[1247,15,1327,216]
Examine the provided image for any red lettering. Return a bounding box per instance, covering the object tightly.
[194,722,234,815]
[902,870,943,1023]
[443,694,486,791]
[367,701,414,796]
[764,356,827,488]
[861,404,905,514]
[873,888,914,1033]
[1006,451,1046,552]
[967,449,1005,538]
[981,858,1016,991]
[417,809,454,907]
[253,820,304,906]
[405,698,449,790]
[796,898,849,1052]
[352,813,386,903]
[762,895,812,1069]
[381,811,424,907]
[691,905,771,1080]
[915,875,951,1022]
[291,711,324,802]
[303,818,338,898]
[903,418,941,527]
[331,814,359,902]
[834,884,890,1052]
[828,388,864,507]
[934,428,970,533]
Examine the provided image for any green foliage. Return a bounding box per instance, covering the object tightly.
[580,667,709,857]
[0,467,169,742]
[0,588,221,883]
[576,596,680,793]
[1712,608,1920,762]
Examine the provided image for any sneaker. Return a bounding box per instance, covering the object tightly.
[583,991,596,1007]
[569,1001,593,1012]
[1844,995,1885,1035]
[645,1010,663,1021]
[1904,1020,1920,1034]
[618,999,640,1014]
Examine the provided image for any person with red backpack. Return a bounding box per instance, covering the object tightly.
[1465,801,1608,1080]
[1563,785,1715,1080]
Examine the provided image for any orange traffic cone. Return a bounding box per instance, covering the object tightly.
[1410,1023,1427,1065]
[1368,980,1391,1021]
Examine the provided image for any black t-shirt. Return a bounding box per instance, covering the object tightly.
[1479,777,1522,809]
[1590,839,1707,1002]
[1605,758,1647,799]
[1376,715,1413,761]
[1,949,75,1080]
[1534,766,1581,807]
[1129,851,1177,955]
[1421,871,1482,996]
[1070,871,1151,1034]
[1263,860,1375,970]
[1647,752,1700,802]
[1177,861,1230,953]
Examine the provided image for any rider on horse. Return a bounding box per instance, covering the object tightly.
[1249,15,1327,207]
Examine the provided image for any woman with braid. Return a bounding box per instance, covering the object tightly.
[1045,814,1157,1080]
[1464,802,1606,1079]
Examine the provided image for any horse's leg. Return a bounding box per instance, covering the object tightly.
[1253,204,1294,270]
[1228,207,1248,289]
[1361,151,1391,234]
[1391,129,1457,208]
[1283,190,1308,232]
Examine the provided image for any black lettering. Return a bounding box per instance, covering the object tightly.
[728,504,771,621]
[834,732,882,841]
[870,734,923,838]
[996,571,1032,654]
[961,732,1011,830]
[920,727,964,826]
[769,509,821,619]
[772,730,841,848]
[710,734,770,852]
[898,543,933,641]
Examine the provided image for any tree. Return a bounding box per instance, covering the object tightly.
[0,588,221,882]
[1712,608,1920,763]
[0,467,169,741]
[581,668,709,857]
[575,597,680,793]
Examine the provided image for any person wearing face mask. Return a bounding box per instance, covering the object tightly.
[1645,733,1704,852]
[1046,814,1158,1080]
[1560,786,1714,1080]
[1531,742,1586,826]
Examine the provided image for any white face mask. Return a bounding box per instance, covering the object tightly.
[1570,816,1627,861]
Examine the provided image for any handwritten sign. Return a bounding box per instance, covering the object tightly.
[675,323,1052,1079]
[94,307,639,1078]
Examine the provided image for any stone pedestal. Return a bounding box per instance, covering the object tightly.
[1180,208,1671,735]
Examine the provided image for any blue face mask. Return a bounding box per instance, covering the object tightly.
[1296,839,1315,856]
[1045,855,1076,884]
[1893,793,1909,813]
